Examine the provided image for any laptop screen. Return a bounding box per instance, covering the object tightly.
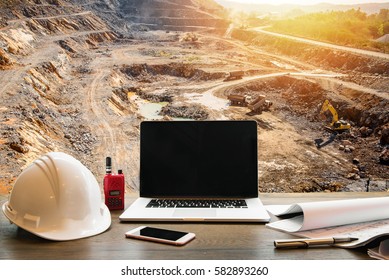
[140,120,258,198]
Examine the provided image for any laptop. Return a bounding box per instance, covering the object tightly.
[119,120,270,222]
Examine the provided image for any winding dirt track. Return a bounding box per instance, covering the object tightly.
[253,28,389,61]
[87,69,116,152]
[85,64,140,190]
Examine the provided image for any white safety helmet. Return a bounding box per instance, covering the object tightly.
[2,152,111,241]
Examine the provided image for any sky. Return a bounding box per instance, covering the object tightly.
[221,0,389,5]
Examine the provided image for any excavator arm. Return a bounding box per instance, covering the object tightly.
[320,99,339,126]
[319,100,351,132]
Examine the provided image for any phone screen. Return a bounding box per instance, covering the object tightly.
[139,227,188,241]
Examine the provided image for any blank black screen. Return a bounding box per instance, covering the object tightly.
[139,227,187,241]
[140,121,258,198]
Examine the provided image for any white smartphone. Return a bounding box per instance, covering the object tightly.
[125,226,195,246]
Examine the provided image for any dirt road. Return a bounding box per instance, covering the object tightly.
[253,27,389,60]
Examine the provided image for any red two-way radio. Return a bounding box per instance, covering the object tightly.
[103,157,125,210]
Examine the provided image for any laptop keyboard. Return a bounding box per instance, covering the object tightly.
[146,199,248,208]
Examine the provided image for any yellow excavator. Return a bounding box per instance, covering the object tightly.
[319,99,351,132]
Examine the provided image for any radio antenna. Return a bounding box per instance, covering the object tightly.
[105,157,112,174]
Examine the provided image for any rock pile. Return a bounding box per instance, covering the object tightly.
[121,63,224,81]
[160,104,208,120]
[379,148,389,165]
[138,91,174,103]
[380,125,389,146]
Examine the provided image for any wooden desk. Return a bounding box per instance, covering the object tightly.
[1,192,387,260]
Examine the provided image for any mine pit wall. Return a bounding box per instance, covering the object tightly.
[118,0,229,32]
[0,4,118,192]
[126,17,229,32]
[135,24,216,32]
[2,51,94,187]
[56,30,117,54]
[26,14,109,35]
[0,27,35,57]
[16,3,83,18]
[118,0,222,15]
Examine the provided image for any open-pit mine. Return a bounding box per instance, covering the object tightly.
[0,0,388,195]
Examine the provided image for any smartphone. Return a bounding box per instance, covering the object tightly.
[125,226,195,246]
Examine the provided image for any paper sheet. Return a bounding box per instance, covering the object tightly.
[265,196,389,248]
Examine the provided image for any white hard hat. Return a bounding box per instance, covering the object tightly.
[2,152,111,241]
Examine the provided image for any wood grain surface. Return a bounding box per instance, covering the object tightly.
[1,192,387,260]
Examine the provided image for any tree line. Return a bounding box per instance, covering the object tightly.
[268,9,389,53]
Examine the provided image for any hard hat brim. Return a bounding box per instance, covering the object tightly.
[2,201,111,241]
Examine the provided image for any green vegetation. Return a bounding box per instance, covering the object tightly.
[268,9,389,53]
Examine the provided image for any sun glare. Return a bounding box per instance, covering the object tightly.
[229,0,317,5]
[224,0,389,5]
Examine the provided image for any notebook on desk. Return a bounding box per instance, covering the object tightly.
[119,120,270,222]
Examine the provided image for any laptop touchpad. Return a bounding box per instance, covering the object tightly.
[173,209,217,217]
